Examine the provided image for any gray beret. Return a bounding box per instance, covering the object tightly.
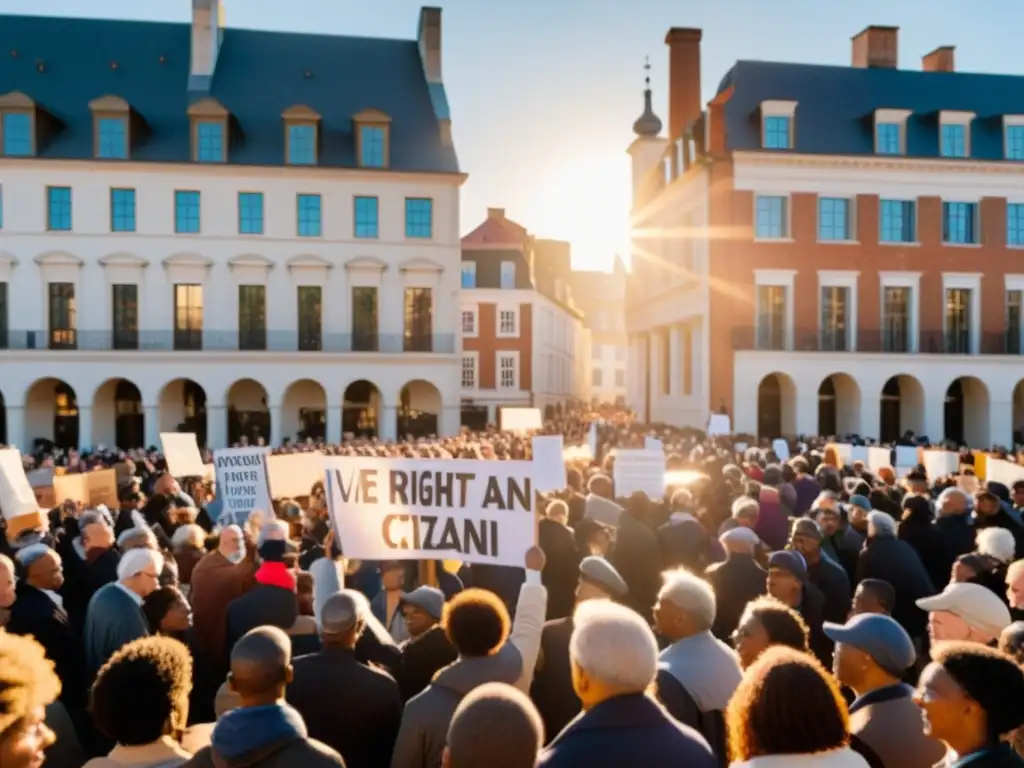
[823,613,916,677]
[400,586,446,620]
[579,556,628,598]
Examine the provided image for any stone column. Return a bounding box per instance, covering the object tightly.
[206,405,227,450]
[77,406,93,451]
[144,405,159,450]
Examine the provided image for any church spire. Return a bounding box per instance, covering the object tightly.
[632,56,663,138]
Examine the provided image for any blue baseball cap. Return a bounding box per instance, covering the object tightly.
[823,613,915,677]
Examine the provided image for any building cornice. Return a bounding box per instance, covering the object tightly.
[732,150,1024,176]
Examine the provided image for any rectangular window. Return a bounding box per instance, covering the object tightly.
[1009,204,1024,246]
[941,123,967,158]
[880,200,916,243]
[945,288,971,353]
[112,283,138,350]
[174,284,204,350]
[499,309,517,335]
[756,284,787,350]
[763,116,791,149]
[1008,126,1024,161]
[461,262,477,289]
[592,368,603,387]
[238,192,264,235]
[110,188,136,232]
[174,190,201,234]
[882,286,911,353]
[97,117,128,159]
[288,124,316,165]
[616,346,626,362]
[297,286,322,352]
[499,354,517,389]
[351,287,379,352]
[196,121,224,162]
[47,186,72,231]
[461,356,476,388]
[755,196,788,239]
[238,285,267,350]
[876,122,901,155]
[615,369,625,387]
[0,282,7,350]
[48,283,76,350]
[943,202,978,244]
[1008,290,1022,355]
[405,198,433,238]
[820,286,849,351]
[818,197,852,241]
[500,261,516,289]
[461,310,476,334]
[3,113,32,156]
[354,196,379,239]
[592,343,603,360]
[297,194,322,237]
[360,125,386,168]
[404,287,433,351]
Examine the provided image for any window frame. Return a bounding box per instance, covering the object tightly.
[403,287,434,352]
[48,281,77,350]
[498,351,519,390]
[499,260,516,289]
[753,195,790,241]
[817,197,855,242]
[461,353,478,389]
[497,306,518,338]
[95,115,129,160]
[759,100,797,150]
[47,186,73,232]
[817,270,859,352]
[174,190,202,234]
[238,192,264,235]
[173,283,204,350]
[942,201,980,246]
[879,199,918,244]
[351,286,379,352]
[353,109,392,169]
[939,111,975,159]
[753,269,796,351]
[110,187,137,233]
[405,197,434,239]
[296,193,323,238]
[0,92,37,157]
[111,282,139,350]
[461,261,477,289]
[878,271,921,354]
[187,98,230,164]
[1008,202,1024,248]
[297,285,323,352]
[941,272,982,355]
[237,284,267,351]
[353,196,379,239]
[1005,117,1024,160]
[461,306,478,338]
[282,105,322,166]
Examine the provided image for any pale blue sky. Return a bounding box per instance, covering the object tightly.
[2,1,1021,270]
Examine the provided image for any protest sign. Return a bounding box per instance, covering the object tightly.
[324,456,534,567]
[987,458,1024,488]
[707,413,731,436]
[53,469,118,509]
[160,433,206,478]
[772,439,790,461]
[923,450,959,480]
[0,449,40,521]
[267,452,324,498]
[531,435,567,492]
[500,407,542,434]
[644,436,664,453]
[214,447,273,525]
[867,446,891,472]
[613,449,666,500]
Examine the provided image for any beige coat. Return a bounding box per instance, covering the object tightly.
[83,736,192,768]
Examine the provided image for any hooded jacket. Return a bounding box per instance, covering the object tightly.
[390,642,523,768]
[181,702,344,768]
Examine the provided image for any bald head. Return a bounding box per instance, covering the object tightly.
[321,591,361,643]
[229,627,293,702]
[445,683,543,768]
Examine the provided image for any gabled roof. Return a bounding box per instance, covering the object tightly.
[0,14,459,173]
[718,59,1024,160]
[462,211,529,247]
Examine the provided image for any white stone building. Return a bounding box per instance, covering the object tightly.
[0,3,465,451]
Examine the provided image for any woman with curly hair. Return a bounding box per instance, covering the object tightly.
[85,635,195,768]
[0,630,60,768]
[726,646,868,766]
[732,596,810,670]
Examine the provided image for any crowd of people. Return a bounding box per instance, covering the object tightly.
[3,411,1024,767]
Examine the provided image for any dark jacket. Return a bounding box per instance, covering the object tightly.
[935,513,976,559]
[537,518,580,621]
[899,511,954,592]
[705,554,768,642]
[807,554,853,625]
[856,535,935,641]
[391,643,523,768]
[536,693,717,768]
[7,583,87,716]
[530,616,579,743]
[609,512,663,622]
[657,515,712,573]
[225,584,298,654]
[396,625,458,703]
[287,646,401,768]
[183,701,345,768]
[799,580,832,668]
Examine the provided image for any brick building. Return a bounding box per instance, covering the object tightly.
[627,24,1024,447]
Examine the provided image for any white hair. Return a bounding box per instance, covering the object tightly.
[937,487,971,516]
[867,511,897,538]
[172,523,206,550]
[978,527,1016,565]
[658,568,716,629]
[116,547,163,581]
[731,497,760,521]
[117,526,157,550]
[256,519,290,548]
[13,543,52,568]
[570,600,657,692]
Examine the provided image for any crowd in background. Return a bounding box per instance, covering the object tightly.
[3,406,1024,766]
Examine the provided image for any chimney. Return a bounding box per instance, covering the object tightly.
[923,45,955,72]
[851,25,898,69]
[418,8,452,146]
[665,27,702,140]
[487,207,505,220]
[189,0,223,90]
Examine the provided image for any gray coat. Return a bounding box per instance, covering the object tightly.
[390,642,522,768]
[83,582,149,682]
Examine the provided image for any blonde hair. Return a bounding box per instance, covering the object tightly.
[0,630,61,736]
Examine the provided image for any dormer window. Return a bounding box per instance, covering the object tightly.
[1005,116,1024,161]
[0,92,37,157]
[353,109,392,169]
[89,95,132,160]
[760,100,797,150]
[940,110,975,158]
[282,105,321,166]
[874,109,911,155]
[188,98,229,163]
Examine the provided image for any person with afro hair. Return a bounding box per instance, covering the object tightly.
[0,630,61,768]
[85,635,194,767]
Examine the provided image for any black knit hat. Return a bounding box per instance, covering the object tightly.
[934,642,1024,736]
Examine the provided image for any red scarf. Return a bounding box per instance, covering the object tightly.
[254,562,296,591]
